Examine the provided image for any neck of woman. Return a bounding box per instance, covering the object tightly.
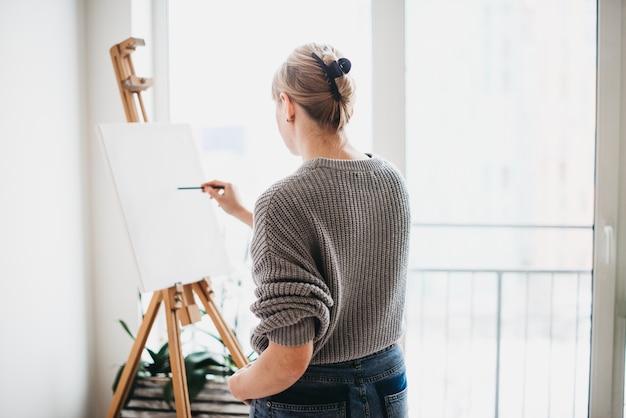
[299,127,367,161]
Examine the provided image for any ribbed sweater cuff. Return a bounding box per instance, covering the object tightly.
[267,317,316,347]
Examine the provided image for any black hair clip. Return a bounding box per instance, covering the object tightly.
[311,52,352,102]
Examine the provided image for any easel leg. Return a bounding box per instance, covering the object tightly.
[192,279,250,368]
[164,286,192,418]
[106,291,164,418]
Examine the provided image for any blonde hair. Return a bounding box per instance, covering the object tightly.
[272,43,356,131]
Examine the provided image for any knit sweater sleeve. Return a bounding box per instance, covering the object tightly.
[248,185,334,352]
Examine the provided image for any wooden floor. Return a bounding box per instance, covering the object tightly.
[121,378,250,417]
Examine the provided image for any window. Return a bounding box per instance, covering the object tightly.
[404,1,597,416]
[166,0,372,355]
[159,1,618,416]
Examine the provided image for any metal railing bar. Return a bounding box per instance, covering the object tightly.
[547,273,555,417]
[444,272,451,417]
[572,272,583,417]
[412,223,593,230]
[495,271,503,418]
[411,268,592,274]
[469,272,476,415]
[522,271,530,417]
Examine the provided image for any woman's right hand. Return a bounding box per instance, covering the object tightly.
[201,180,253,228]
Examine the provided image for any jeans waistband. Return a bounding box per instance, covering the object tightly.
[302,343,404,382]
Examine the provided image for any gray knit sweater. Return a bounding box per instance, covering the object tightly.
[249,155,411,365]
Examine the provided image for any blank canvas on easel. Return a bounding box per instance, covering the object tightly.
[97,122,232,292]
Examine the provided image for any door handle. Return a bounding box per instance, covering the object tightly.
[603,223,615,264]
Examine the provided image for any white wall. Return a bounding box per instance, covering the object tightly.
[84,0,150,415]
[0,1,90,417]
[0,0,146,416]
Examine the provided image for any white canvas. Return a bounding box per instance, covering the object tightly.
[96,122,232,292]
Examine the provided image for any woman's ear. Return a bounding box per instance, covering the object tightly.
[280,93,296,121]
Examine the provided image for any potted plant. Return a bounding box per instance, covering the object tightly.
[113,318,246,408]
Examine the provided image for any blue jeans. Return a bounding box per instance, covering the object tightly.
[249,344,408,417]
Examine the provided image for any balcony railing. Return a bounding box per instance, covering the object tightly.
[405,268,592,418]
[405,223,593,418]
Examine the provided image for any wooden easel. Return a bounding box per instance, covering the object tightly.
[106,37,250,418]
[109,37,153,123]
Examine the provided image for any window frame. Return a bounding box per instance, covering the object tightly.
[590,0,626,416]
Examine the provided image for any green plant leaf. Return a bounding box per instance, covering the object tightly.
[185,351,223,367]
[187,368,209,401]
[144,343,170,375]
[146,347,157,358]
[162,379,174,404]
[118,319,136,340]
[155,342,170,358]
